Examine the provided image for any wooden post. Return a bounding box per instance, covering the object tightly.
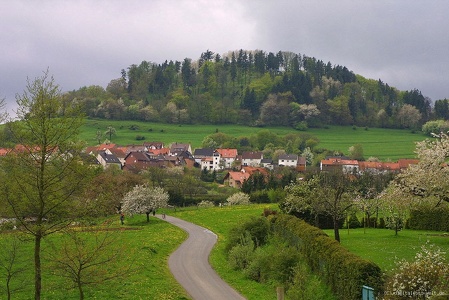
[276,287,284,300]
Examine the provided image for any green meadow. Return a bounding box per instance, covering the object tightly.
[81,118,428,161]
[2,205,448,299]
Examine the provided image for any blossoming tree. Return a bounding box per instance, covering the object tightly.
[121,185,169,222]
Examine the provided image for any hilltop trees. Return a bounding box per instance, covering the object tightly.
[0,71,93,299]
[60,49,428,130]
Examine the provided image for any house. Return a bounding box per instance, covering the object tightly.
[358,161,399,174]
[216,148,238,169]
[261,158,274,170]
[398,159,419,170]
[224,171,251,189]
[193,148,221,170]
[0,148,10,156]
[147,147,170,159]
[108,147,126,166]
[121,144,147,154]
[296,156,307,172]
[241,151,263,167]
[320,157,359,174]
[124,151,152,167]
[170,143,192,156]
[143,142,164,150]
[278,154,299,167]
[97,150,122,169]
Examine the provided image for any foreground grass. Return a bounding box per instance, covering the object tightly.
[0,216,189,300]
[80,119,427,161]
[324,227,449,272]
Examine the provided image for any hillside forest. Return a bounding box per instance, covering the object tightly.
[63,49,447,130]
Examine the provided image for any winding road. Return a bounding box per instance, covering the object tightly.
[158,215,246,300]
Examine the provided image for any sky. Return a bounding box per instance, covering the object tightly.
[1,0,448,115]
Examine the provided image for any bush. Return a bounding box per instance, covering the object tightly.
[249,190,270,203]
[347,213,361,228]
[135,135,145,140]
[287,263,336,300]
[382,243,449,300]
[228,232,255,270]
[225,216,270,253]
[197,200,214,208]
[227,192,251,205]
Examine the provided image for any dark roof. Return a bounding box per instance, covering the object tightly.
[193,148,215,157]
[278,154,299,160]
[241,151,263,159]
[98,151,121,164]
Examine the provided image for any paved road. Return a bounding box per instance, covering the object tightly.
[158,215,246,300]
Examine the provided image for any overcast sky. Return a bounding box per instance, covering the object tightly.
[1,0,448,115]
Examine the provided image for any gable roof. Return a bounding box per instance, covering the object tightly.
[98,151,121,164]
[170,143,191,155]
[216,148,238,158]
[226,171,251,183]
[241,151,263,159]
[143,142,164,149]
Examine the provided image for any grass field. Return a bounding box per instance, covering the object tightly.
[324,227,449,272]
[81,118,428,161]
[1,216,190,300]
[2,205,448,299]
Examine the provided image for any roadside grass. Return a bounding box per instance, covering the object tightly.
[166,204,279,300]
[0,216,189,300]
[80,119,427,161]
[323,227,449,272]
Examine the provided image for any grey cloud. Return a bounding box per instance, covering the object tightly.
[1,0,448,117]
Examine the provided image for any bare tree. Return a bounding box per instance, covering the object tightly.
[0,71,93,299]
[0,97,9,123]
[0,235,29,300]
[46,225,131,300]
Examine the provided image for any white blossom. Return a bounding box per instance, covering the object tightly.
[121,184,169,216]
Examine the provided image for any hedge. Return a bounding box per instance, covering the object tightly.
[270,214,383,300]
[408,206,449,231]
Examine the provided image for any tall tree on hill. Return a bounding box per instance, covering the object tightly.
[0,71,93,299]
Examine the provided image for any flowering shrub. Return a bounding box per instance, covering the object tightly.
[197,200,214,208]
[382,243,449,299]
[226,192,250,205]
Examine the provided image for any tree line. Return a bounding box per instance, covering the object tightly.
[63,49,437,130]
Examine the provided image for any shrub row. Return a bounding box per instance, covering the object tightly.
[270,214,383,300]
[407,206,449,231]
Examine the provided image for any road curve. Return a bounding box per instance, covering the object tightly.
[158,215,246,300]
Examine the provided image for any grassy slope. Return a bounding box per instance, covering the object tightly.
[2,216,190,300]
[81,118,428,161]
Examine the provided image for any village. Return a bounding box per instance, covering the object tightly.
[39,141,421,189]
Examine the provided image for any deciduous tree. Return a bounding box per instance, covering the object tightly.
[394,132,449,205]
[0,71,92,299]
[121,185,169,222]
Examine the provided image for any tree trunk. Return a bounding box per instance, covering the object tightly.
[333,216,340,242]
[78,278,84,300]
[35,234,42,300]
[146,212,150,222]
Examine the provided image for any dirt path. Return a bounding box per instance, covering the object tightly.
[158,215,246,300]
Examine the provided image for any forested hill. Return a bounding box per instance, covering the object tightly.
[65,49,437,130]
